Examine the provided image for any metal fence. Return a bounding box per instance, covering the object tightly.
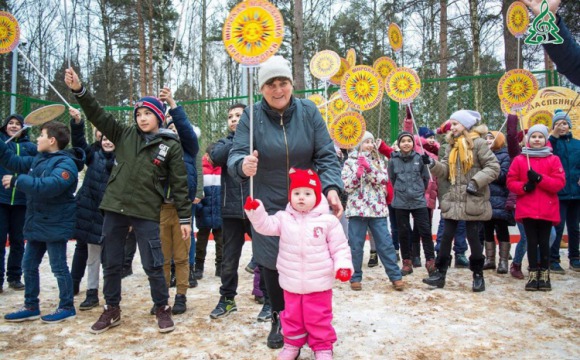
[0,70,561,148]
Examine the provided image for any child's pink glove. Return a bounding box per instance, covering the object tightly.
[244,196,260,211]
[357,156,370,170]
[335,268,352,282]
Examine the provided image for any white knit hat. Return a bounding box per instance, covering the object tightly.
[449,109,481,130]
[258,56,293,89]
[528,124,549,139]
[357,131,375,149]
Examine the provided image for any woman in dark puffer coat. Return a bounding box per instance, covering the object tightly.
[482,131,514,274]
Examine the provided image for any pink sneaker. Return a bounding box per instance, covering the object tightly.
[314,349,333,360]
[277,344,301,360]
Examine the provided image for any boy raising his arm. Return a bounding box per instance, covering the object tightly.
[64,68,191,334]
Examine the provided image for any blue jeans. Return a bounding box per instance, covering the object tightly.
[435,217,468,254]
[514,222,557,265]
[189,233,196,266]
[23,240,74,309]
[0,204,26,285]
[550,199,580,262]
[348,217,402,283]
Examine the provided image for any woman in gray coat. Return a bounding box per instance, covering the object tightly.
[423,110,499,292]
[227,56,343,350]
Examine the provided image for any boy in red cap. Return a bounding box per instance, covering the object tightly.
[244,168,353,360]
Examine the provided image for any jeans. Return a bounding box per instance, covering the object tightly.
[22,240,74,309]
[101,211,169,307]
[219,218,253,298]
[435,217,468,254]
[348,217,402,282]
[70,238,88,285]
[551,199,580,262]
[0,204,26,284]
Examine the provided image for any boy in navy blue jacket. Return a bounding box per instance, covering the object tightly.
[0,121,84,323]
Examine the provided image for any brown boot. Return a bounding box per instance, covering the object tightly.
[497,242,510,274]
[401,259,413,276]
[483,242,496,270]
[425,259,436,276]
[510,262,524,279]
[392,279,405,291]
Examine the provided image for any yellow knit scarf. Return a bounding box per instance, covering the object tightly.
[448,132,480,184]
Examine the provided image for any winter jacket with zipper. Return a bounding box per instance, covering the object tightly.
[227,97,343,270]
[0,140,85,243]
[169,105,199,201]
[210,131,249,219]
[245,197,353,295]
[342,150,389,218]
[431,137,500,221]
[388,150,430,210]
[549,133,580,200]
[403,118,439,209]
[73,88,190,223]
[507,153,566,225]
[0,131,37,206]
[488,147,514,223]
[71,119,115,245]
[195,156,222,229]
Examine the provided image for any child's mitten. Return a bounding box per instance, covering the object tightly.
[244,196,260,210]
[335,268,352,282]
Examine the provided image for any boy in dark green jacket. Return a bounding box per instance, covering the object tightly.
[65,68,191,334]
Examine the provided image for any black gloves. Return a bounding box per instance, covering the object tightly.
[523,181,536,193]
[527,169,542,183]
[421,154,431,165]
[466,181,479,195]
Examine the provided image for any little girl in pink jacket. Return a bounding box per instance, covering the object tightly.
[244,168,353,360]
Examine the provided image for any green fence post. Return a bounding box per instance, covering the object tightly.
[389,99,399,143]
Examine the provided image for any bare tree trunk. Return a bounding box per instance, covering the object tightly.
[136,0,147,97]
[439,0,448,121]
[98,0,112,102]
[147,0,154,94]
[469,0,482,111]
[201,0,207,100]
[502,0,519,70]
[292,0,305,91]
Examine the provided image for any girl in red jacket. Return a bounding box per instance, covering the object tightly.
[507,124,565,291]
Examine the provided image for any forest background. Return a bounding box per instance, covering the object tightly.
[0,0,579,146]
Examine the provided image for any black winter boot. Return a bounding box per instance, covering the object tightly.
[525,269,539,291]
[267,311,284,349]
[188,265,198,288]
[194,263,204,280]
[79,289,100,310]
[172,294,187,314]
[469,256,486,292]
[537,269,551,291]
[422,256,450,288]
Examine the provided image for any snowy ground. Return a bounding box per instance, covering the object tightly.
[1,241,579,360]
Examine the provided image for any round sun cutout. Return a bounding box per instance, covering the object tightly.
[222,0,284,65]
[498,69,539,110]
[340,65,384,111]
[0,11,20,54]
[385,67,421,104]
[308,94,325,107]
[388,23,403,52]
[310,50,341,80]
[330,111,366,149]
[527,110,552,129]
[507,1,529,38]
[329,94,348,116]
[329,58,350,86]
[373,56,397,81]
[346,48,356,67]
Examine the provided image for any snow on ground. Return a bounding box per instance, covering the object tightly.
[1,241,579,360]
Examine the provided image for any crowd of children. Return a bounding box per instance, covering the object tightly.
[0,63,578,360]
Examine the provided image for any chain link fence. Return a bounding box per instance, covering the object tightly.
[0,70,561,149]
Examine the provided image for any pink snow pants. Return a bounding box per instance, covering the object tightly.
[281,289,336,351]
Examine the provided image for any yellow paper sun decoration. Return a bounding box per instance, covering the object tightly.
[330,111,366,149]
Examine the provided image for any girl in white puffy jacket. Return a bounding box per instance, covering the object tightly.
[244,168,353,360]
